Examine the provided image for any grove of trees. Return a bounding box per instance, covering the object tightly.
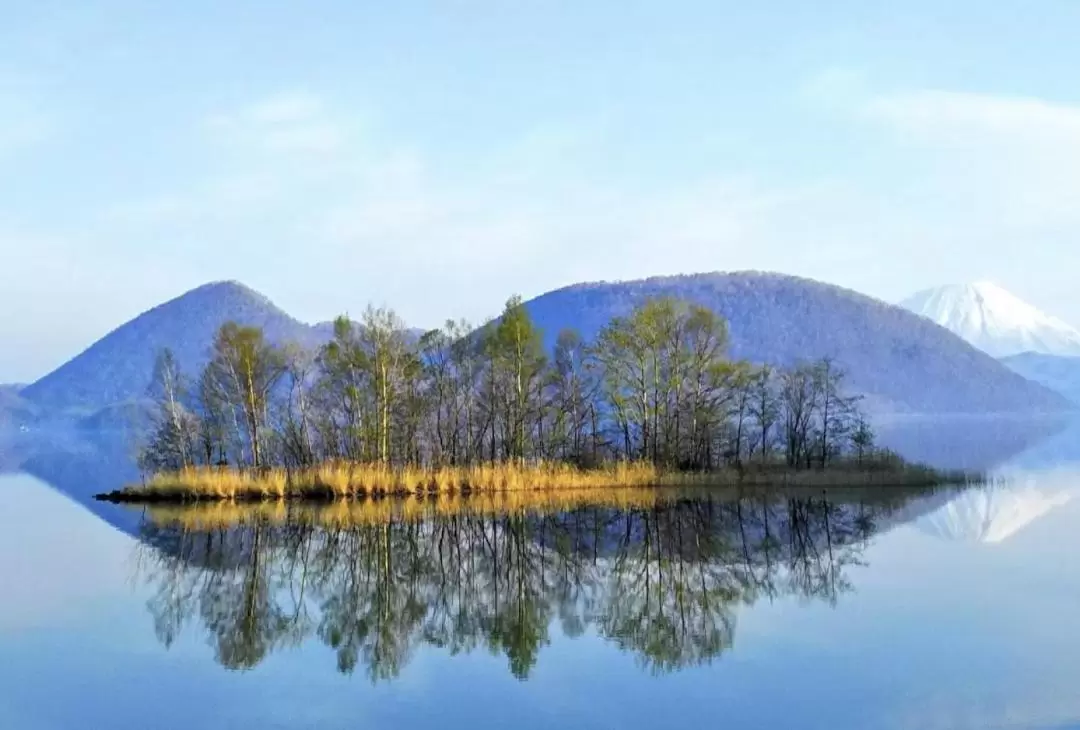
[142,296,875,475]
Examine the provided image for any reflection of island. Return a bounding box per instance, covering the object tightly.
[875,414,1070,471]
[0,427,144,534]
[130,490,941,681]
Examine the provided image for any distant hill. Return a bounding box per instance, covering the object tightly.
[20,281,322,415]
[14,273,1071,419]
[523,272,1068,415]
[1001,352,1080,407]
[901,282,1080,358]
[313,319,427,345]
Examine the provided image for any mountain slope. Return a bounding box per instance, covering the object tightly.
[523,272,1068,414]
[901,282,1080,358]
[1001,352,1080,407]
[21,281,321,414]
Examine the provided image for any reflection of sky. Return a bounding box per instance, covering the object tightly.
[3,472,1080,729]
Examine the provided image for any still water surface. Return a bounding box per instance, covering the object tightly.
[2,421,1080,730]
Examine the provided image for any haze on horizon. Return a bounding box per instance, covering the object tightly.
[2,1,1080,382]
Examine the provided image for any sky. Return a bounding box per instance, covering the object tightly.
[2,1,1080,382]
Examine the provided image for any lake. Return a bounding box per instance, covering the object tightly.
[2,418,1080,730]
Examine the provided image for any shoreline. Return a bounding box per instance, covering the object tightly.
[94,459,975,505]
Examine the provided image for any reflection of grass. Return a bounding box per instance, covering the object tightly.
[141,488,677,529]
[97,456,971,504]
[138,481,965,530]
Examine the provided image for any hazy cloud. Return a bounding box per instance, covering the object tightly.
[204,91,348,156]
[860,88,1080,229]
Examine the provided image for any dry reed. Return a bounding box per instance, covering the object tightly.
[97,457,969,504]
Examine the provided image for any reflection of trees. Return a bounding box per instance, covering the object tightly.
[133,493,895,680]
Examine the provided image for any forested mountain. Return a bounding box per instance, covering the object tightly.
[523,272,1067,414]
[1001,352,1080,408]
[12,273,1069,422]
[20,281,322,415]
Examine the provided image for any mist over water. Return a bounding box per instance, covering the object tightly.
[2,416,1080,729]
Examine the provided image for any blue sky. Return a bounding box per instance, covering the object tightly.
[3,1,1080,381]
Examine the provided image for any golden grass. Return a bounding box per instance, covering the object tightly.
[98,457,970,504]
[107,461,663,502]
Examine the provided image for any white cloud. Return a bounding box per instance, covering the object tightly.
[101,90,865,328]
[93,84,1080,337]
[858,87,1080,230]
[204,91,347,156]
[864,89,1080,146]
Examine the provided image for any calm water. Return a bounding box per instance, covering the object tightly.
[3,420,1080,730]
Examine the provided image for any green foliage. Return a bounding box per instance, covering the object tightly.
[139,295,882,477]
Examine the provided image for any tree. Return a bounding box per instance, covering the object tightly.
[678,305,731,468]
[203,322,287,468]
[593,298,734,467]
[358,305,413,465]
[136,294,879,480]
[780,363,820,468]
[279,344,317,467]
[194,367,230,465]
[546,329,595,463]
[490,296,546,464]
[813,358,859,468]
[728,362,755,466]
[142,349,197,470]
[593,313,649,460]
[850,414,875,464]
[316,316,369,461]
[747,365,780,464]
[142,348,197,471]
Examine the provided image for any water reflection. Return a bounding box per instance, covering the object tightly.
[917,475,1077,544]
[129,488,949,681]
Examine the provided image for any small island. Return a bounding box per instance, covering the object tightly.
[97,295,971,504]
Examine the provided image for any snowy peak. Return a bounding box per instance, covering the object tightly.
[901,282,1080,358]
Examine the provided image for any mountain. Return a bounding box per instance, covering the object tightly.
[523,272,1068,414]
[901,282,1080,358]
[20,281,322,415]
[1000,352,1080,408]
[15,273,1071,419]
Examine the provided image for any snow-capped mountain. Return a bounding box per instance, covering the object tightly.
[901,282,1080,358]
